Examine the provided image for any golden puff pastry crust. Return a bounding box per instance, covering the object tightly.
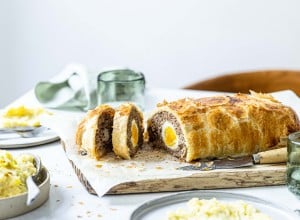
[147,91,300,162]
[75,104,115,160]
[112,103,144,159]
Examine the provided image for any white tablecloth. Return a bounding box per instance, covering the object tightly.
[5,88,300,220]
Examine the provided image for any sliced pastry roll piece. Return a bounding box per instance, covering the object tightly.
[147,92,300,162]
[75,104,115,160]
[112,103,144,159]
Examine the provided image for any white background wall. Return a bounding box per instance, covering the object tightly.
[1,0,300,108]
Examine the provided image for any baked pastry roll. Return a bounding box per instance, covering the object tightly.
[75,104,115,160]
[112,103,144,159]
[147,92,300,162]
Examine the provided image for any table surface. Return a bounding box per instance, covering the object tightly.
[4,87,300,220]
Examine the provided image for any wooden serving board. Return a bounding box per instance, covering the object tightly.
[69,157,286,195]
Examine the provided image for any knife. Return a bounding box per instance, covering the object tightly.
[177,147,287,171]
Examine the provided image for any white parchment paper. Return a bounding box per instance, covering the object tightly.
[44,111,195,197]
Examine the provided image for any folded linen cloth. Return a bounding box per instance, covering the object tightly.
[34,64,98,111]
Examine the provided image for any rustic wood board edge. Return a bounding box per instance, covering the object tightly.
[70,159,286,195]
[108,164,286,194]
[62,141,287,195]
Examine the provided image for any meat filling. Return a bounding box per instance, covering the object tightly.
[148,111,186,159]
[95,111,114,156]
[126,107,144,157]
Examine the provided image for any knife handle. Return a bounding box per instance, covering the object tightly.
[255,147,287,164]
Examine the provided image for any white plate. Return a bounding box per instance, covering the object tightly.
[0,166,50,219]
[131,191,298,220]
[0,127,59,148]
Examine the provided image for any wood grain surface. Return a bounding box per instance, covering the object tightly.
[109,164,286,194]
[70,159,286,195]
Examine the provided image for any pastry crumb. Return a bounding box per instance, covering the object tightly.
[96,164,103,168]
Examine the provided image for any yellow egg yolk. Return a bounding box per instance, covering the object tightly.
[131,120,139,148]
[163,125,177,148]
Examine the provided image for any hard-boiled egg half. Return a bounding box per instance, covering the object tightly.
[130,119,139,148]
[162,121,178,149]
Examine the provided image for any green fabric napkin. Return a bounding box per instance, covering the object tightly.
[34,65,98,111]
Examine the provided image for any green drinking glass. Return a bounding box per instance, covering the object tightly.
[97,69,145,109]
